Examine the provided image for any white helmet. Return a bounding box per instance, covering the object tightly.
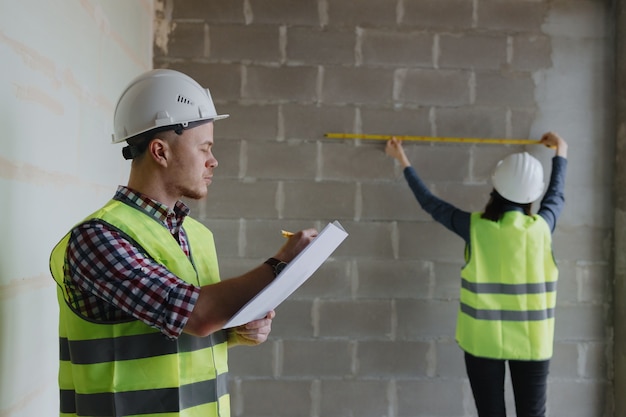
[491,152,544,204]
[111,68,229,144]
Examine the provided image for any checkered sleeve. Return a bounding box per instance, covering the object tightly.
[66,220,200,339]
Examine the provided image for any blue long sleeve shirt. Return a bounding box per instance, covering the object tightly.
[402,156,568,243]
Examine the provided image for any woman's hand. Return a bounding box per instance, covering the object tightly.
[539,131,568,158]
[385,137,411,168]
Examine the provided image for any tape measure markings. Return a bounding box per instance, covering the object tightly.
[324,133,540,146]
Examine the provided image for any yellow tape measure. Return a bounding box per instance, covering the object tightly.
[324,132,540,145]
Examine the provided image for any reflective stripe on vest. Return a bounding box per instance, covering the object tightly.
[50,199,229,417]
[456,211,558,360]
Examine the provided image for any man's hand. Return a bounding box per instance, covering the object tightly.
[273,228,317,263]
[228,310,276,347]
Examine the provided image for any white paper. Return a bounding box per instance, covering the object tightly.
[223,221,348,328]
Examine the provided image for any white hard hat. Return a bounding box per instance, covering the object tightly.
[491,152,544,204]
[111,68,229,144]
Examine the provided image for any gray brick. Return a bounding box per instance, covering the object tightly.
[172,0,244,23]
[249,0,320,25]
[474,71,536,107]
[282,181,356,220]
[244,141,317,180]
[399,221,464,261]
[281,340,354,376]
[294,259,352,299]
[360,107,431,138]
[396,299,458,339]
[216,103,279,140]
[244,65,318,101]
[562,185,613,229]
[358,340,430,377]
[434,106,508,140]
[580,342,609,379]
[512,34,552,71]
[228,341,275,377]
[322,67,395,105]
[287,27,355,65]
[550,342,581,379]
[578,262,611,304]
[272,300,315,338]
[234,380,313,416]
[360,182,430,221]
[432,261,464,301]
[211,138,241,179]
[330,221,395,259]
[553,261,578,303]
[547,380,609,417]
[397,379,466,416]
[320,142,392,181]
[164,21,206,58]
[396,221,468,261]
[361,30,433,67]
[439,33,507,70]
[154,62,241,102]
[401,0,474,30]
[283,104,355,140]
[477,0,548,32]
[430,182,491,213]
[548,0,608,38]
[326,0,397,27]
[435,340,467,378]
[552,226,612,262]
[200,178,278,219]
[398,69,471,106]
[210,25,280,62]
[320,380,391,417]
[511,108,536,139]
[356,259,431,299]
[396,144,471,182]
[554,304,607,341]
[565,145,614,188]
[318,300,392,338]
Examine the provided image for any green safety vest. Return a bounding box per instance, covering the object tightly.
[456,211,558,360]
[49,199,230,417]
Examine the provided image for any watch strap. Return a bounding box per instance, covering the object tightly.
[264,257,287,277]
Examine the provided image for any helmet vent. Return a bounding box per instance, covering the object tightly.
[176,94,194,106]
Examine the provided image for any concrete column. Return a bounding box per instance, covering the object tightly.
[615,1,626,415]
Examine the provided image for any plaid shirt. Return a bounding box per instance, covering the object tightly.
[65,186,201,339]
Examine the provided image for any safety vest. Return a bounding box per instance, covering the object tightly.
[49,199,230,417]
[456,211,558,360]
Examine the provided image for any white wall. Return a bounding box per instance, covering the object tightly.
[0,1,153,415]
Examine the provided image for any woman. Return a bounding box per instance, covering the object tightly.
[385,132,568,417]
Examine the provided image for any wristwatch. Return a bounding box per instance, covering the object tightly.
[264,257,288,277]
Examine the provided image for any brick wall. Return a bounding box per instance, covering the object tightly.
[154,1,614,416]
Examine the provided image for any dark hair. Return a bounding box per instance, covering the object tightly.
[121,121,212,160]
[481,189,532,222]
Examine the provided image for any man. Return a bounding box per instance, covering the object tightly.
[50,69,317,417]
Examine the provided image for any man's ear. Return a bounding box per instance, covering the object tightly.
[148,138,169,166]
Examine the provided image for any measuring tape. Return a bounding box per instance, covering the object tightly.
[324,132,541,145]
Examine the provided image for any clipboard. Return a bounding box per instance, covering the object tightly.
[223,221,348,328]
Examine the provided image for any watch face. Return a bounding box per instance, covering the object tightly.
[276,261,288,275]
